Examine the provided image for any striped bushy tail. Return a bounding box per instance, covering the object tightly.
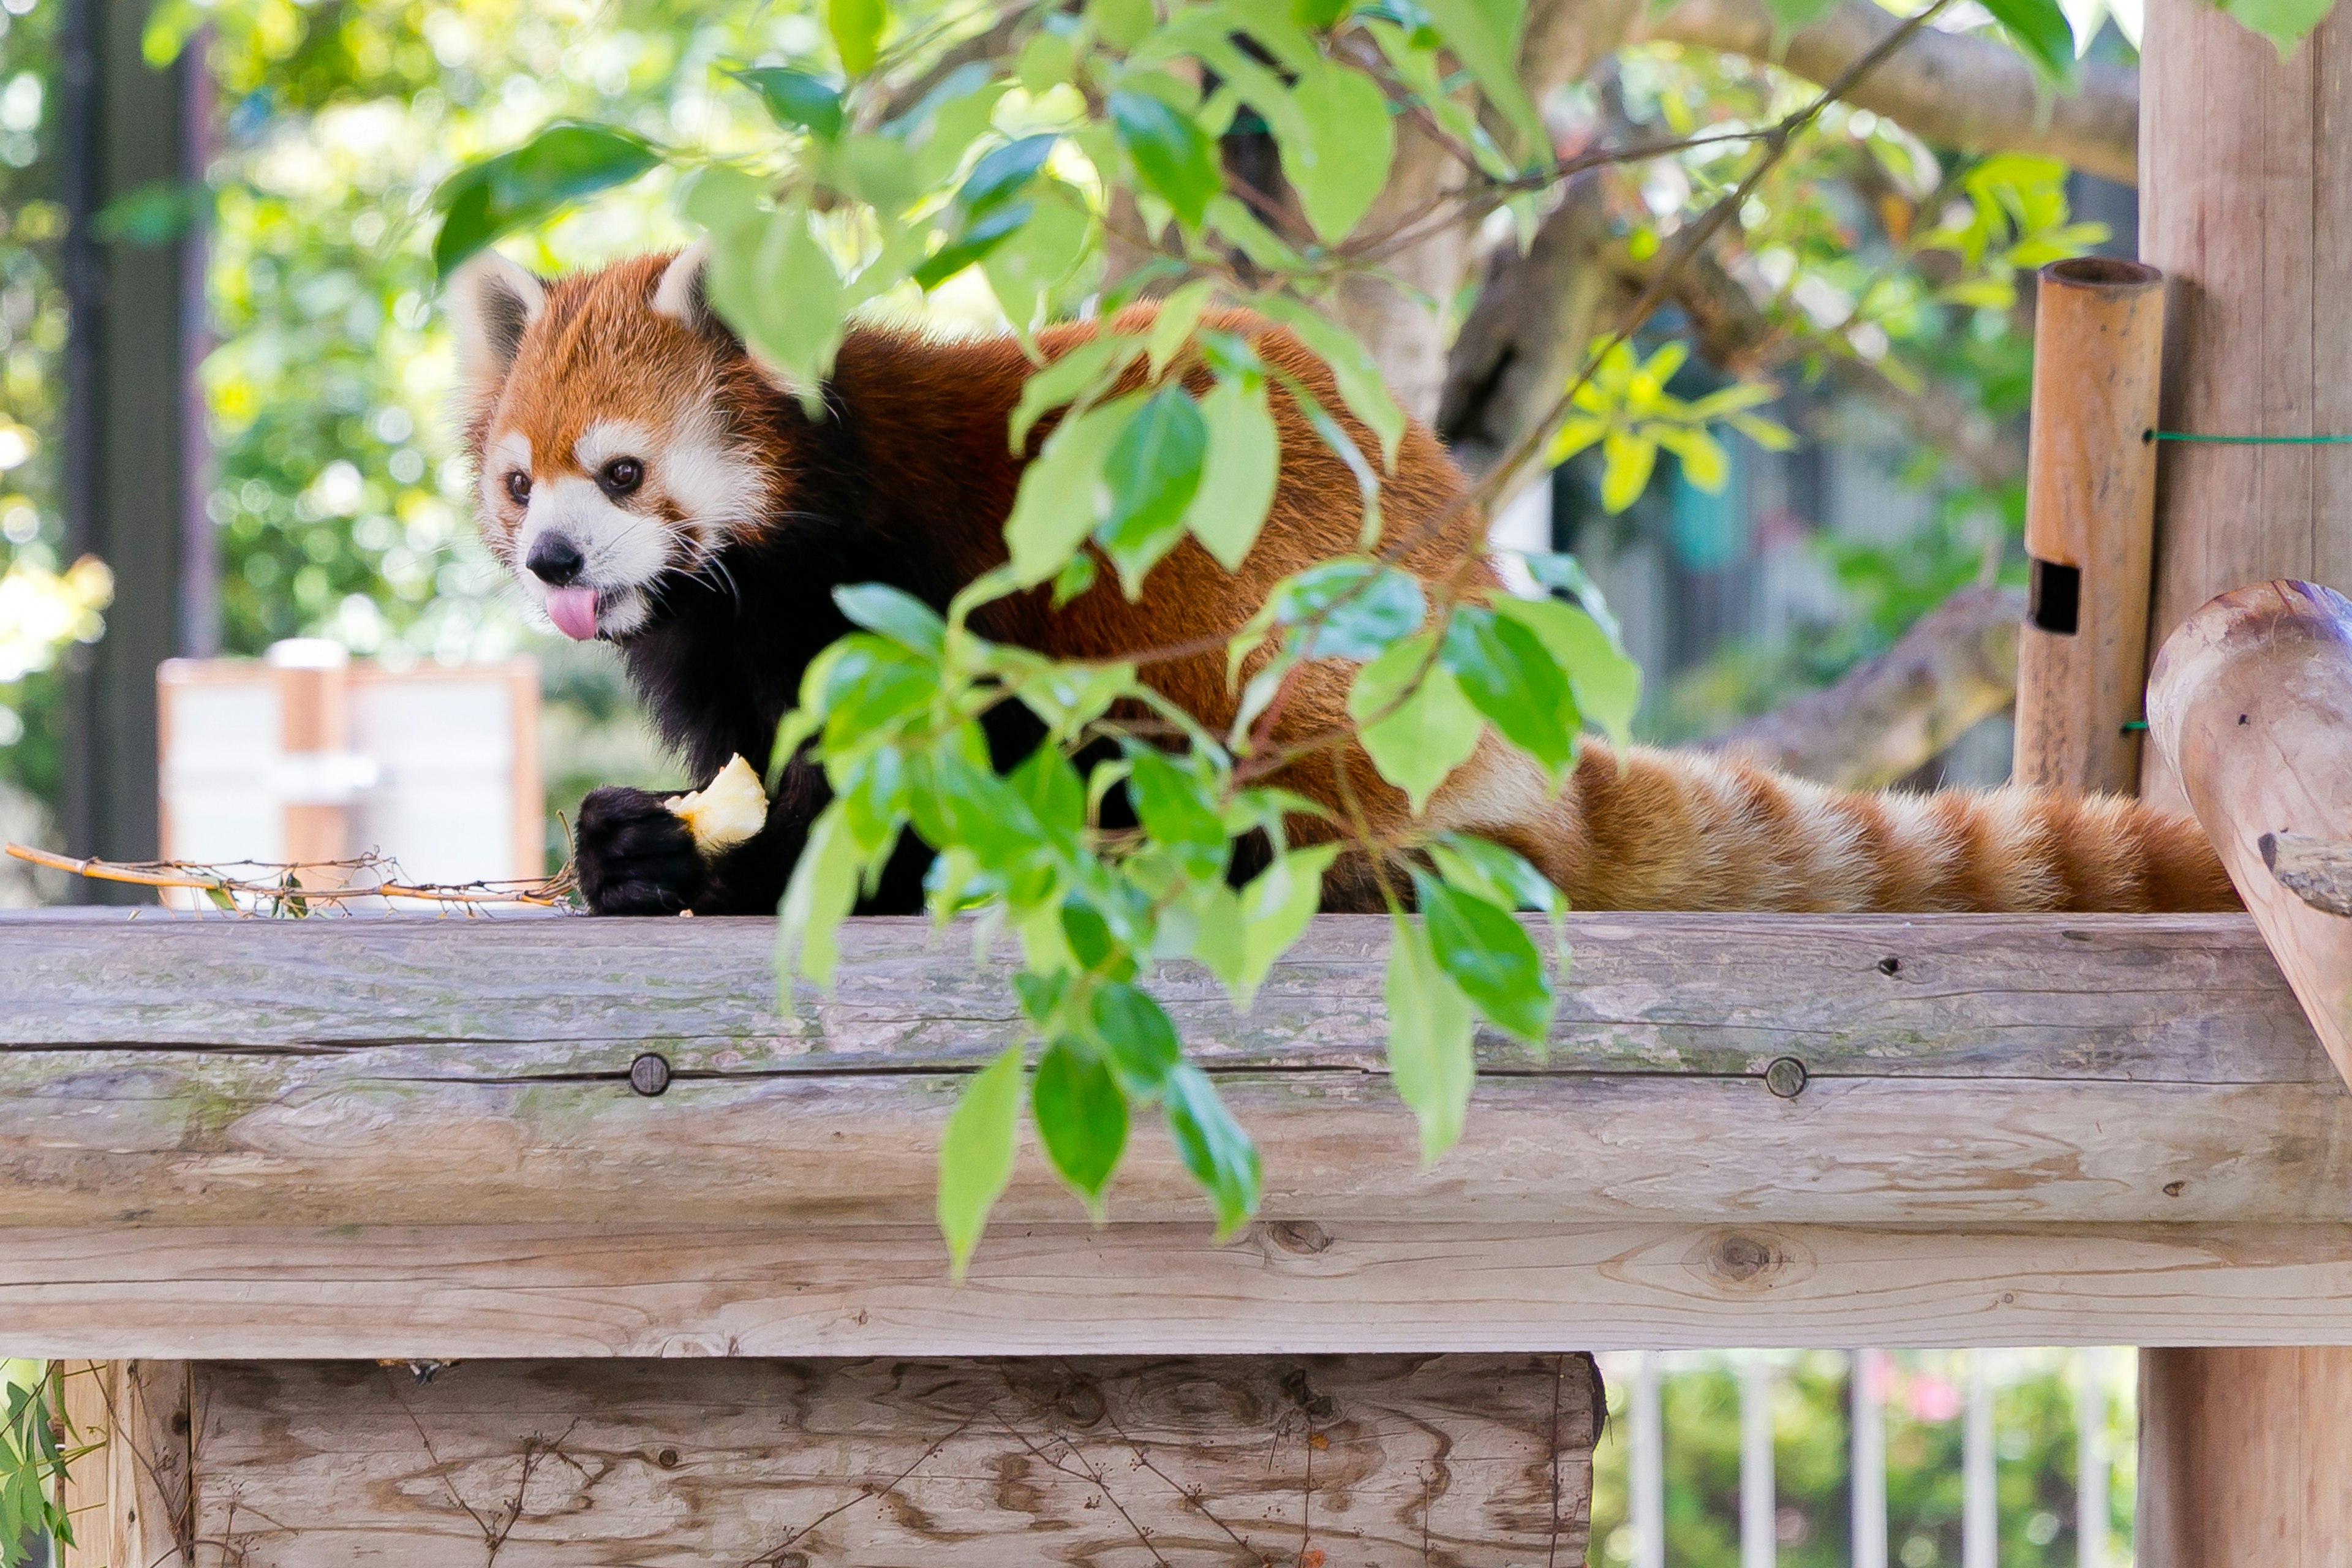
[1510,742,2239,914]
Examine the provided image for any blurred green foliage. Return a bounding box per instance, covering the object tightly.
[1589,1350,2137,1568]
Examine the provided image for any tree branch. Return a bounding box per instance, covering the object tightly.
[1436,173,1612,489]
[1634,0,2138,185]
[1703,583,2024,787]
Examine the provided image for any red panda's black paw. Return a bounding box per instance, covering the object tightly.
[573,786,707,915]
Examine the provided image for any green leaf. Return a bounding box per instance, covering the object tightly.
[1978,0,2076,81]
[1256,297,1408,469]
[1146,277,1219,377]
[983,186,1093,332]
[2219,0,2334,55]
[777,802,864,991]
[1490,596,1640,751]
[734,67,846,139]
[957,134,1060,217]
[938,1044,1024,1278]
[1440,605,1579,778]
[1231,842,1342,1008]
[912,198,1034,290]
[834,582,945,659]
[1270,560,1427,661]
[706,202,846,410]
[1004,393,1140,586]
[1384,914,1475,1164]
[1033,1038,1129,1208]
[1090,0,1158,49]
[1280,61,1395,242]
[1598,430,1658,512]
[829,0,888,74]
[1412,0,1544,158]
[1412,871,1551,1044]
[1349,630,1483,812]
[1091,980,1183,1098]
[1109,90,1224,228]
[1519,551,1623,644]
[1126,744,1229,881]
[1098,385,1209,595]
[432,122,660,276]
[1429,832,1560,916]
[1183,377,1283,571]
[1010,742,1087,846]
[1761,0,1839,29]
[1163,1063,1262,1236]
[1011,335,1136,450]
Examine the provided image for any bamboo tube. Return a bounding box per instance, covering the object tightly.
[2146,579,2352,1087]
[2011,257,2166,793]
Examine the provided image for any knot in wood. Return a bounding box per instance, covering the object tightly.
[1763,1057,1808,1099]
[1262,1220,1331,1257]
[629,1052,673,1097]
[1708,1232,1785,1286]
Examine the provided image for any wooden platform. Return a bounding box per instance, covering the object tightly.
[8,910,2351,1354]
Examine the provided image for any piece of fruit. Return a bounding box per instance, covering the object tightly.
[666,754,767,854]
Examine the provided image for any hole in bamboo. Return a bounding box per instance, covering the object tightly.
[2030,560,2082,635]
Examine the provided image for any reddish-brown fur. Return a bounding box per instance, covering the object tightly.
[460,251,2239,914]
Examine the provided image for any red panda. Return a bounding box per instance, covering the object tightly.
[449,244,2237,917]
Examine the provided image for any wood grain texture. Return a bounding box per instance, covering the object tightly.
[2013,258,2164,795]
[0,912,2334,1230]
[185,1355,1597,1566]
[2148,581,2352,1085]
[54,1360,194,1568]
[2138,0,2352,811]
[2137,1348,2352,1568]
[12,1221,2352,1359]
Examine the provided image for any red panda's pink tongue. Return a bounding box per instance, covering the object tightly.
[545,586,599,641]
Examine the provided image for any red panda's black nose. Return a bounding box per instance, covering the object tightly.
[526,533,586,587]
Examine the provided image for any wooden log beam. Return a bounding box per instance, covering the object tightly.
[180,1355,1597,1567]
[9,1221,2352,1359]
[0,911,2334,1231]
[2149,581,2352,1084]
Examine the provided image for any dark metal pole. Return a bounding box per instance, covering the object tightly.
[58,0,201,889]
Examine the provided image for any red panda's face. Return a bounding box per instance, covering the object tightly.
[447,245,774,642]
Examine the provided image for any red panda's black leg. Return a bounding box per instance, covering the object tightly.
[573,786,707,915]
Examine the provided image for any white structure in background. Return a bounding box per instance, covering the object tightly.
[1631,1354,1665,1568]
[1611,1349,2123,1567]
[158,639,540,894]
[1853,1348,1888,1568]
[1741,1357,1777,1568]
[1487,477,1555,597]
[1964,1354,1997,1568]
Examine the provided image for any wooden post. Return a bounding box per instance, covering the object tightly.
[266,639,353,872]
[2011,257,2165,794]
[2138,0,2352,810]
[2133,0,2352,1547]
[51,1361,193,1568]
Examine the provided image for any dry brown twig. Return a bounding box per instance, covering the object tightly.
[2,842,578,913]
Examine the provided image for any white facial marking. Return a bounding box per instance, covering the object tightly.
[662,407,770,552]
[576,420,655,474]
[513,474,671,638]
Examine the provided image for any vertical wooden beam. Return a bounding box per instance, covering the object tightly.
[2139,0,2352,809]
[2011,257,2164,795]
[52,1361,194,1568]
[2138,1349,2352,1566]
[56,0,200,887]
[2132,0,2352,1555]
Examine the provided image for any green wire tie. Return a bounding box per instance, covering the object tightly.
[2146,429,2352,445]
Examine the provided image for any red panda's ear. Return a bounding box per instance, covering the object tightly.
[446,249,547,389]
[651,238,712,328]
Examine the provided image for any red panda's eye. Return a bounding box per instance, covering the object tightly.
[599,457,644,500]
[505,470,531,505]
